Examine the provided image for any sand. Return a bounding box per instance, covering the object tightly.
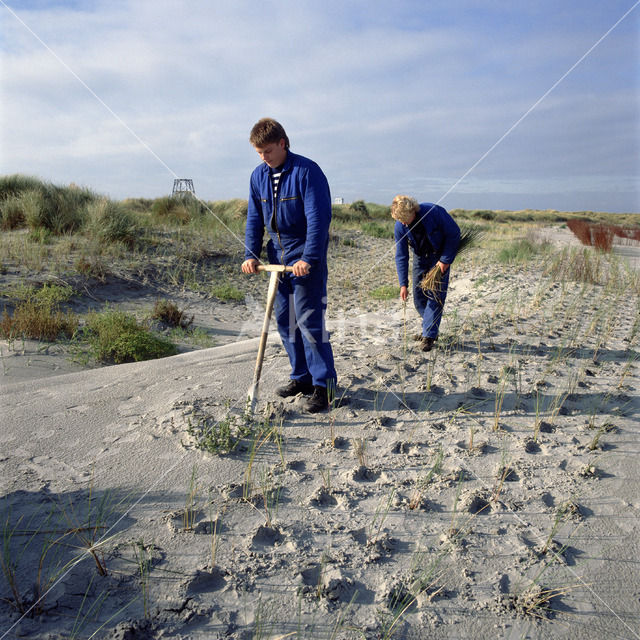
[1,227,639,640]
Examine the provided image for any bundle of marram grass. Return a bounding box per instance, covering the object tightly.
[419,225,484,303]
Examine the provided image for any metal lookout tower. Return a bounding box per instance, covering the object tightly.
[172,178,195,198]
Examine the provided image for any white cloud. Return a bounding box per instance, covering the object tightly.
[1,0,637,211]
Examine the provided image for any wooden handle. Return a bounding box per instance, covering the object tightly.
[256,264,294,273]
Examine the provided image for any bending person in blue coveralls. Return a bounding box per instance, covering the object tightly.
[392,195,461,352]
[241,118,337,413]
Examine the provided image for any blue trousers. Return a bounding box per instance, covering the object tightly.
[412,255,450,339]
[274,264,337,388]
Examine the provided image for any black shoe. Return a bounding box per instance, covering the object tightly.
[276,379,314,398]
[305,386,329,413]
[419,337,436,352]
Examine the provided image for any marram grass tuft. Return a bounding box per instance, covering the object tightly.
[419,226,484,302]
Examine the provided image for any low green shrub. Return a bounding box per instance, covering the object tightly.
[210,283,244,301]
[349,200,369,216]
[0,283,77,341]
[28,227,53,244]
[364,202,391,219]
[32,282,74,307]
[332,202,390,227]
[370,284,399,300]
[85,309,178,364]
[361,221,394,239]
[0,302,77,341]
[473,210,496,221]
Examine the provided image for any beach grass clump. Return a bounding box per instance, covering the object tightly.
[151,196,196,225]
[0,283,78,341]
[84,308,178,363]
[331,201,390,228]
[497,238,540,264]
[420,225,484,298]
[0,174,46,201]
[0,480,123,618]
[545,247,604,285]
[151,299,194,329]
[507,583,567,619]
[0,176,97,235]
[0,504,67,616]
[0,190,41,230]
[28,183,95,235]
[86,198,140,248]
[362,221,394,239]
[206,198,248,222]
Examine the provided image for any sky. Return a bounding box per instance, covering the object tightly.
[1,0,639,213]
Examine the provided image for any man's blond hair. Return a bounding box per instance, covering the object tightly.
[390,195,419,224]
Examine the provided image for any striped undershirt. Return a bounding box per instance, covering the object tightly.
[269,165,283,231]
[270,166,283,200]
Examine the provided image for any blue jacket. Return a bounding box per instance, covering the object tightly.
[394,203,461,287]
[244,151,332,267]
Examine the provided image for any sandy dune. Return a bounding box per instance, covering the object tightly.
[1,228,639,639]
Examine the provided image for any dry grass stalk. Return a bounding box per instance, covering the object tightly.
[419,226,484,300]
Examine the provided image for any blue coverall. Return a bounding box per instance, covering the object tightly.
[394,203,461,339]
[244,150,337,389]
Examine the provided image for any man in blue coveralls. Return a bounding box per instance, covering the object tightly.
[241,118,337,413]
[391,195,461,352]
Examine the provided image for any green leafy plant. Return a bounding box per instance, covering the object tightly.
[84,308,178,363]
[186,407,255,455]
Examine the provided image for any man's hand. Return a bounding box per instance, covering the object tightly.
[291,260,311,277]
[241,258,259,274]
[400,285,409,301]
[437,261,450,273]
